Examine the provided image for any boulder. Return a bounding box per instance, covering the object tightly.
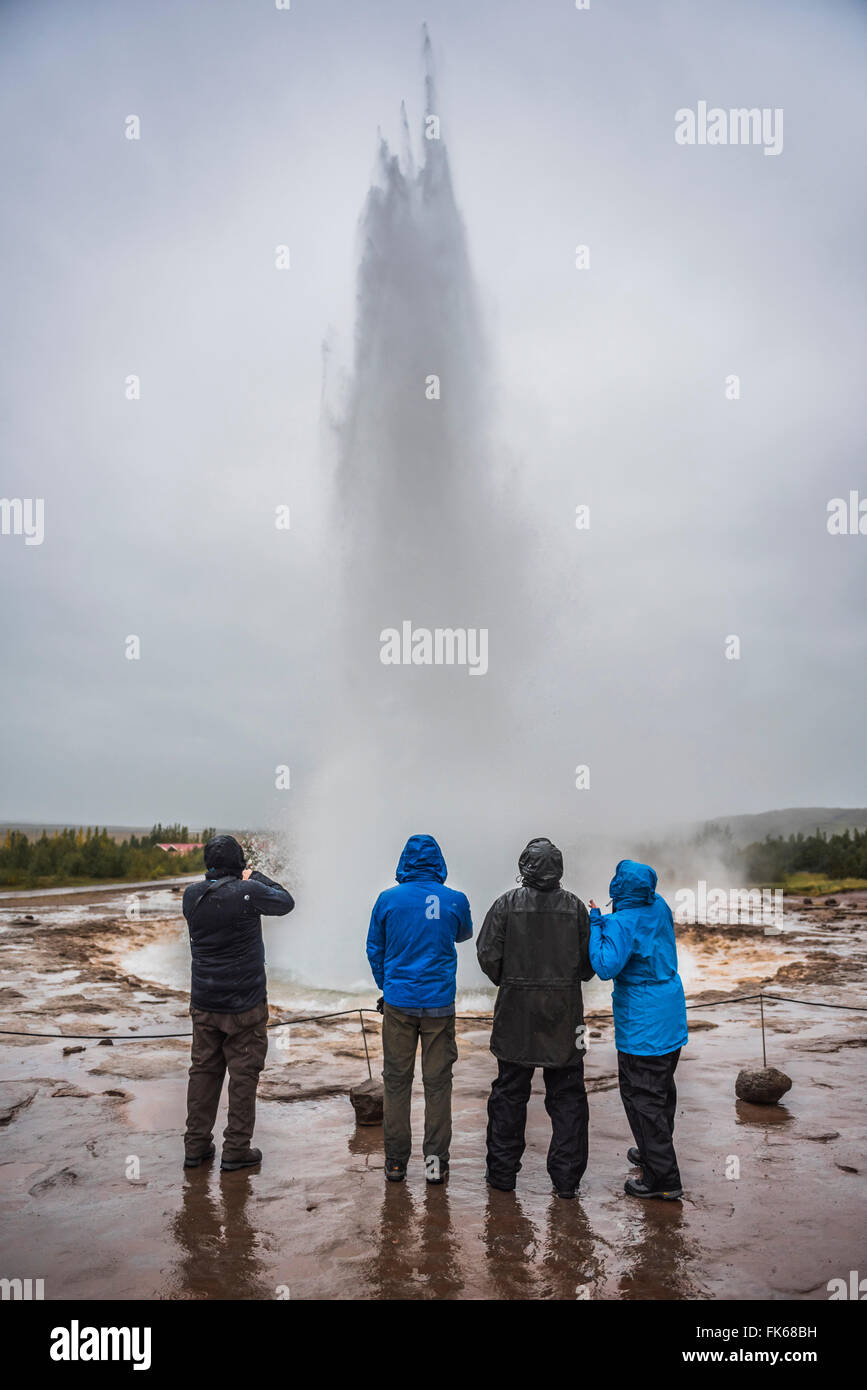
[0,1084,38,1126]
[735,1066,792,1105]
[350,1077,383,1125]
[824,897,839,907]
[802,897,813,906]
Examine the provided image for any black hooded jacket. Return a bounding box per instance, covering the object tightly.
[477,838,594,1068]
[182,835,294,1013]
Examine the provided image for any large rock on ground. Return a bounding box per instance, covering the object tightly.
[735,1066,792,1105]
[350,1078,383,1125]
[0,1083,38,1126]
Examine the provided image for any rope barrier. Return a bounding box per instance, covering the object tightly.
[0,991,865,1041]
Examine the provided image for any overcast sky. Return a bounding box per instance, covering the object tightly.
[1,0,865,835]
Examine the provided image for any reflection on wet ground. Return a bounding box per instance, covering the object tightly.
[366,1183,466,1300]
[1,887,865,1300]
[168,1170,276,1300]
[615,1203,697,1300]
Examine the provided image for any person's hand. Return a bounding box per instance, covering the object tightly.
[589,899,599,911]
[376,996,384,1015]
[242,868,253,880]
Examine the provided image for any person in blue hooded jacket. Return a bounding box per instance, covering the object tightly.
[366,834,472,1185]
[589,859,688,1200]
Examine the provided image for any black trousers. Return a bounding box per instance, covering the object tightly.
[486,1058,589,1192]
[617,1048,682,1190]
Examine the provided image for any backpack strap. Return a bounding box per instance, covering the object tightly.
[188,875,235,921]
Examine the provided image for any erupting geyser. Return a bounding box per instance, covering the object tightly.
[278,33,536,990]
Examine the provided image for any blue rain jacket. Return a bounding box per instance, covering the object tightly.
[589,860,687,1056]
[366,835,473,1009]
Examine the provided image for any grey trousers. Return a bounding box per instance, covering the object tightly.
[381,1004,458,1163]
[184,1001,269,1159]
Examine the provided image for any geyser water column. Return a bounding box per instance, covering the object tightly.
[285,35,533,990]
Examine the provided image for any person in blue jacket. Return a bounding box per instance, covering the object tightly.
[589,859,688,1200]
[366,834,472,1185]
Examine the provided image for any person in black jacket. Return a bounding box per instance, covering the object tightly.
[477,837,594,1198]
[182,834,294,1171]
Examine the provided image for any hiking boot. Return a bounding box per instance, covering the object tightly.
[221,1147,262,1172]
[627,1147,644,1167]
[184,1142,216,1169]
[385,1157,407,1183]
[485,1168,516,1192]
[624,1177,683,1201]
[424,1155,449,1185]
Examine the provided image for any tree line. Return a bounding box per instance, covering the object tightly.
[740,827,867,884]
[0,825,217,888]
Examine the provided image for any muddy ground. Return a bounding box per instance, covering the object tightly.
[0,886,865,1300]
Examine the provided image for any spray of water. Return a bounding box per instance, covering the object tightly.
[272,33,539,990]
[258,35,745,997]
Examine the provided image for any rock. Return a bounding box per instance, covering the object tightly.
[97,1038,114,1046]
[735,1066,792,1105]
[0,1083,38,1126]
[63,1045,85,1056]
[349,1077,383,1125]
[51,1083,92,1099]
[801,1131,839,1142]
[29,1167,77,1195]
[87,1053,175,1081]
[802,897,813,906]
[824,897,839,907]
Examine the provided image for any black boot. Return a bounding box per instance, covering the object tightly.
[385,1157,407,1183]
[485,1168,516,1192]
[624,1176,682,1201]
[221,1146,262,1172]
[184,1142,216,1169]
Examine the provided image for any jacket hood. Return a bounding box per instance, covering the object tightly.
[203,834,246,878]
[609,859,657,908]
[518,837,563,892]
[395,834,447,884]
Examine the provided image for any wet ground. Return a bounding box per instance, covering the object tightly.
[0,886,865,1300]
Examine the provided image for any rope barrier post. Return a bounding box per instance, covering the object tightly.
[760,992,767,1067]
[359,1009,372,1080]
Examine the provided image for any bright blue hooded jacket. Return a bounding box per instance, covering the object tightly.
[589,860,688,1057]
[366,835,473,1010]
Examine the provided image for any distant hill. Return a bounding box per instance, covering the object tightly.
[704,807,867,848]
[0,823,233,844]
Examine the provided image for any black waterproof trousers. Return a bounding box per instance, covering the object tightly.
[617,1048,682,1191]
[486,1058,589,1192]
